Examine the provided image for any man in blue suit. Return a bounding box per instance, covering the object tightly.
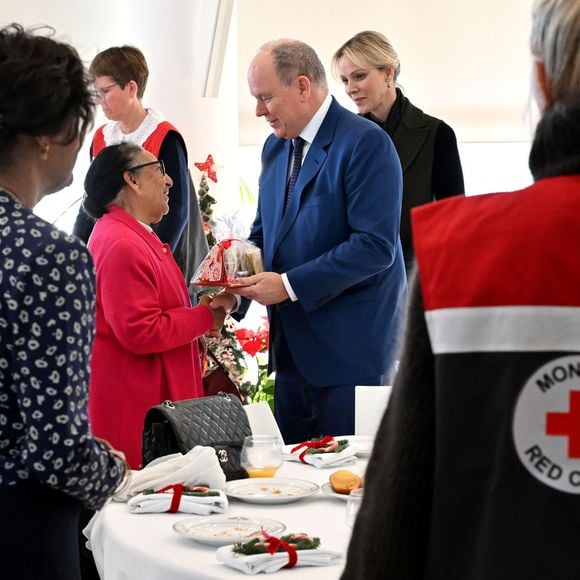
[230,39,406,443]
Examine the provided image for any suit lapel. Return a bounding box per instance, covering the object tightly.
[274,99,339,250]
[392,127,429,172]
[392,96,430,172]
[273,139,292,226]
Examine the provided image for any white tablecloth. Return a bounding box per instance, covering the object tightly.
[90,456,367,579]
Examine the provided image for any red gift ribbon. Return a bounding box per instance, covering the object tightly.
[261,530,298,568]
[290,435,335,463]
[156,483,184,513]
[215,238,236,260]
[214,238,240,282]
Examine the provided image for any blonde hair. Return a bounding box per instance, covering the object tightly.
[531,0,580,103]
[332,31,401,81]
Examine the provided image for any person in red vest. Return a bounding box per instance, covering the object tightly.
[73,45,207,281]
[341,0,580,579]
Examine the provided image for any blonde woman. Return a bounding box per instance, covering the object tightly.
[333,31,464,273]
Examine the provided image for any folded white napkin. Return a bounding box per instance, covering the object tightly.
[127,488,228,515]
[215,545,343,574]
[284,444,358,469]
[115,446,226,501]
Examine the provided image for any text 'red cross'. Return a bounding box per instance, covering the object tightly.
[546,390,580,458]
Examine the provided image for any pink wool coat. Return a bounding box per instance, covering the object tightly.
[88,205,212,468]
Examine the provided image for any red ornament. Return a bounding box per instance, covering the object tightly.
[194,154,218,183]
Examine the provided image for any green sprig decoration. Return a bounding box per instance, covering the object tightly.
[142,486,220,497]
[232,534,321,556]
[306,439,349,455]
[197,174,217,247]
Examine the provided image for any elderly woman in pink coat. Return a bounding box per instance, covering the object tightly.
[83,143,236,468]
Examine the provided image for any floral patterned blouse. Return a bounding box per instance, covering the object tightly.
[0,192,123,510]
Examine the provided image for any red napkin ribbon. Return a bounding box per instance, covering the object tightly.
[290,435,335,463]
[261,530,298,568]
[156,483,184,513]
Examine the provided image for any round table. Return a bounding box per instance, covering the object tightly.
[89,456,366,579]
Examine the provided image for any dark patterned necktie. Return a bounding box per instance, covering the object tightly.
[285,136,305,212]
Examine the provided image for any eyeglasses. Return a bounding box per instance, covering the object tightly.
[127,159,166,176]
[91,82,121,100]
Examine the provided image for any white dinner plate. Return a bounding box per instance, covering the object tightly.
[172,515,286,546]
[225,478,320,504]
[320,482,351,501]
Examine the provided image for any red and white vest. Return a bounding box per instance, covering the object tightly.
[92,111,178,158]
[411,174,580,578]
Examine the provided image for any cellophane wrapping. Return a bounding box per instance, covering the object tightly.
[191,213,264,287]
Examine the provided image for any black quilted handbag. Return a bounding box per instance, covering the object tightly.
[142,392,251,480]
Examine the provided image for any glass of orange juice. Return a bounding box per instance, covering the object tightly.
[241,435,283,478]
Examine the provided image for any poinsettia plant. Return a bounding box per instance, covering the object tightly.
[234,319,274,410]
[235,322,268,357]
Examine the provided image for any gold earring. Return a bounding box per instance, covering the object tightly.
[40,144,50,161]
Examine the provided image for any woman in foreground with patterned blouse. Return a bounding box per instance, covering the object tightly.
[0,24,128,580]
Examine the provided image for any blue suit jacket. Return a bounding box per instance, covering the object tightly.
[251,97,406,387]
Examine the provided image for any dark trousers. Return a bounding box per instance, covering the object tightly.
[80,507,101,580]
[0,479,83,580]
[273,330,382,444]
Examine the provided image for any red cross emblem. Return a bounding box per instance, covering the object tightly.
[546,390,580,458]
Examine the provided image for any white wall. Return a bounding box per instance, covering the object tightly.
[2,0,239,228]
[2,0,126,228]
[237,0,536,196]
[238,0,535,145]
[2,0,538,227]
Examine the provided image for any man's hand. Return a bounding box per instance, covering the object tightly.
[198,294,227,338]
[226,272,289,306]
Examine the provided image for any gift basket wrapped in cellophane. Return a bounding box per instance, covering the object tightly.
[191,213,264,288]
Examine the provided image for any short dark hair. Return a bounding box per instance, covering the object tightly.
[0,23,94,166]
[89,46,149,99]
[83,143,143,218]
[529,99,580,181]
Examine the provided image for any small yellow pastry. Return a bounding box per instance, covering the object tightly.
[329,470,362,494]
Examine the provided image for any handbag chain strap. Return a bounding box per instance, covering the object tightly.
[161,392,233,410]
